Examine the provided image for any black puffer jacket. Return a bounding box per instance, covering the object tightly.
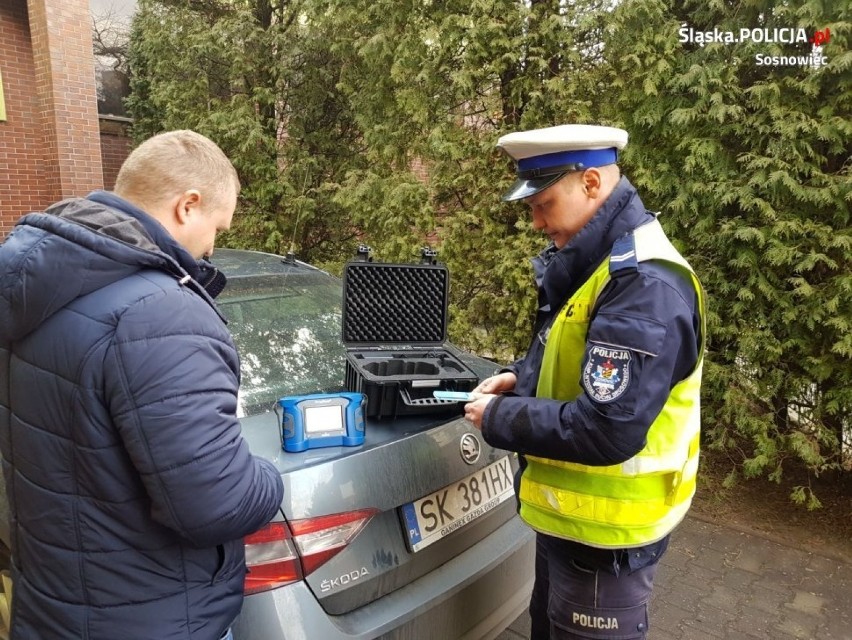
[0,197,284,639]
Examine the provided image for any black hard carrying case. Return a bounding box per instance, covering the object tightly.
[342,255,479,419]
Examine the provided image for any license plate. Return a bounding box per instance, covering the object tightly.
[401,456,515,552]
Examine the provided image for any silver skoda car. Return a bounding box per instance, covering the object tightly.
[213,249,535,640]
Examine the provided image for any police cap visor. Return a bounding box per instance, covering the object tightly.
[502,172,567,202]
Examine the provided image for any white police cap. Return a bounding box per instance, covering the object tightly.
[496,124,628,201]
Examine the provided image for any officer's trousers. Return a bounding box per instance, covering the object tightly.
[529,533,659,639]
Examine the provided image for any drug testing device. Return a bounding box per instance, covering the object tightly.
[278,392,366,452]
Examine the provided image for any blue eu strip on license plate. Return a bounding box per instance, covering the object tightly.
[401,456,514,552]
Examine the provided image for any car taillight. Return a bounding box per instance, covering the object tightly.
[244,508,378,595]
[244,522,301,595]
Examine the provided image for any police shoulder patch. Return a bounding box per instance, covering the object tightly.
[582,344,632,403]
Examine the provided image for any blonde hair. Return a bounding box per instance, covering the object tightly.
[114,130,240,211]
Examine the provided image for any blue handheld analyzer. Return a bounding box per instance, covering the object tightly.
[278,392,366,452]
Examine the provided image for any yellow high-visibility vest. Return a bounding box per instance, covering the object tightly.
[520,219,706,548]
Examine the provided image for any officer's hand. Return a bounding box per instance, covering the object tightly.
[464,394,497,430]
[472,372,517,395]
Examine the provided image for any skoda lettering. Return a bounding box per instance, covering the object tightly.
[320,567,370,593]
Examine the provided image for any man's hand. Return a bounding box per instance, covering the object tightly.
[472,372,517,395]
[464,394,497,430]
[465,372,517,430]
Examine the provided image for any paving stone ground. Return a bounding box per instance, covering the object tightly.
[495,514,852,640]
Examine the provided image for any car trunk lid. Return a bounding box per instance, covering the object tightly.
[240,411,519,614]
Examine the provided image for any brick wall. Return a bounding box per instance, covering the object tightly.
[0,0,103,240]
[0,0,43,238]
[99,117,133,191]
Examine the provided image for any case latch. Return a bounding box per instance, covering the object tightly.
[420,246,438,265]
[354,245,373,262]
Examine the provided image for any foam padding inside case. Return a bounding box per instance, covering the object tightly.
[343,264,447,344]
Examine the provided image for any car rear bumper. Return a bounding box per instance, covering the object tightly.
[233,515,535,640]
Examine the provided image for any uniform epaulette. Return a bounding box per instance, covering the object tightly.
[609,232,639,274]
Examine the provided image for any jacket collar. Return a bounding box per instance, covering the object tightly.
[533,177,654,310]
[86,191,226,297]
[86,191,202,279]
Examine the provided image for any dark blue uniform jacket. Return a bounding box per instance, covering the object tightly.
[481,177,701,573]
[0,194,284,639]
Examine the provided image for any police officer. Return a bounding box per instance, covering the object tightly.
[464,124,705,639]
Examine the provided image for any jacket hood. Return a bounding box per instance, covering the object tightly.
[0,198,181,343]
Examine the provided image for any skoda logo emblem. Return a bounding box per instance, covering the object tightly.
[460,433,481,465]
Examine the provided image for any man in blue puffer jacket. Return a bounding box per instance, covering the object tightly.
[0,130,285,639]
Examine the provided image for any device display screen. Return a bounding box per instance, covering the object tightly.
[304,404,345,435]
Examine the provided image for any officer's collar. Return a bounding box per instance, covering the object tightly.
[535,177,653,307]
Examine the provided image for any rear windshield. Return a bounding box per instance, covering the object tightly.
[218,270,346,417]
